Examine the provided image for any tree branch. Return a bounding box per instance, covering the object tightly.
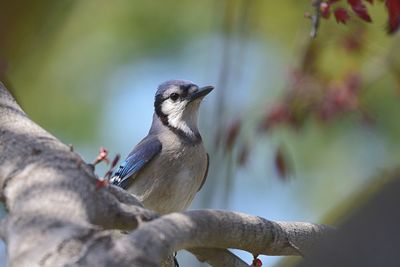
[310,0,322,38]
[0,82,332,267]
[104,211,331,266]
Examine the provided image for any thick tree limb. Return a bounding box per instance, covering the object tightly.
[0,82,332,267]
[103,211,331,266]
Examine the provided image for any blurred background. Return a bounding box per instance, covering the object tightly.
[1,1,399,266]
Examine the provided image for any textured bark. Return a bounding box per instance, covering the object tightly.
[0,82,332,267]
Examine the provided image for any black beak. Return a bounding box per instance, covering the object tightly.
[189,86,214,102]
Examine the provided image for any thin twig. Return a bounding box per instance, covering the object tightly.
[310,0,323,38]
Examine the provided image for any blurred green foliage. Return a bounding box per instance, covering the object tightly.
[1,0,215,141]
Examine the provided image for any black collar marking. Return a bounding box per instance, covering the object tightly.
[154,94,202,144]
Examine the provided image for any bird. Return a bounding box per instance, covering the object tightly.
[110,80,213,214]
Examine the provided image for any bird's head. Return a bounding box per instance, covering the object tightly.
[154,80,214,139]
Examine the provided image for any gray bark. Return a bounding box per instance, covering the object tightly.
[0,82,332,267]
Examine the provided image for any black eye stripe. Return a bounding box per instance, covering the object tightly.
[155,84,195,109]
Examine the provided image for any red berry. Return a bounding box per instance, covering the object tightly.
[252,258,262,267]
[96,179,109,189]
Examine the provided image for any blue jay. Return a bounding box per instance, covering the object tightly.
[111,80,213,214]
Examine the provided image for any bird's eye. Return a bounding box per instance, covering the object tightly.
[170,93,180,101]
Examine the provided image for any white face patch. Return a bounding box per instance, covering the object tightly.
[161,97,201,137]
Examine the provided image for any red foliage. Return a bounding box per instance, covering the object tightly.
[110,154,121,169]
[318,74,361,120]
[225,119,242,152]
[341,26,366,52]
[348,0,372,22]
[93,147,110,165]
[103,154,121,180]
[334,7,350,23]
[238,143,250,167]
[260,65,364,130]
[386,0,400,34]
[252,258,262,267]
[259,103,292,132]
[274,146,291,181]
[321,2,331,18]
[308,0,400,35]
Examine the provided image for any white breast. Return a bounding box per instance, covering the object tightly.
[126,137,207,214]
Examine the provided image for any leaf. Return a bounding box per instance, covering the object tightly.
[320,2,331,19]
[225,119,241,152]
[238,143,250,167]
[259,103,291,132]
[347,0,372,22]
[385,0,400,34]
[252,258,263,267]
[334,7,351,23]
[274,146,292,181]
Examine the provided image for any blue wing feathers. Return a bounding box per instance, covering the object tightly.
[111,135,162,189]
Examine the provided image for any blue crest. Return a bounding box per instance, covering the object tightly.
[156,79,196,96]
